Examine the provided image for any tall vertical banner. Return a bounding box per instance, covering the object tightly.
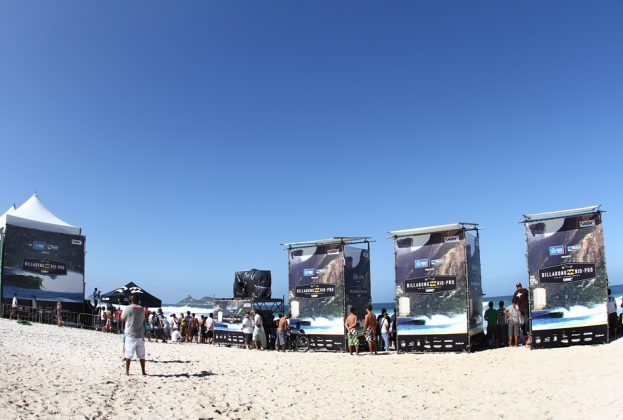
[344,245,371,321]
[524,210,608,348]
[287,241,371,351]
[288,244,346,350]
[393,226,483,352]
[1,225,85,305]
[466,231,484,340]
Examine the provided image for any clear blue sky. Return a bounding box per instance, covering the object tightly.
[1,1,622,303]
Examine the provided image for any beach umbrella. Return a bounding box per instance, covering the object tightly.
[100,282,162,308]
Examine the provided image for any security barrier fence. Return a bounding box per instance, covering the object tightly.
[1,303,117,332]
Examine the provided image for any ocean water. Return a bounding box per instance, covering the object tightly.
[143,284,623,326]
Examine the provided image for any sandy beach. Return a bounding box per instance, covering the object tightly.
[0,318,621,419]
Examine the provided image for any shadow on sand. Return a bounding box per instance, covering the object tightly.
[146,370,215,378]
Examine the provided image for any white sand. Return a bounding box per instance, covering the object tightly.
[0,318,621,419]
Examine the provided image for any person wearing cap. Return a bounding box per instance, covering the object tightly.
[513,282,529,344]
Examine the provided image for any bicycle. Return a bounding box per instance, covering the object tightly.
[287,327,310,352]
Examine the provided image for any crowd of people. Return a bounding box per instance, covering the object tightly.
[96,305,219,345]
[483,281,623,348]
[344,305,398,356]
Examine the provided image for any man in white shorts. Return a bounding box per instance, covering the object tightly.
[121,295,146,375]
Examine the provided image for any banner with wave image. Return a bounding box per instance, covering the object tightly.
[1,225,85,304]
[525,211,609,348]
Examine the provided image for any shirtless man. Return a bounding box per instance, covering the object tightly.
[364,305,377,355]
[190,313,200,343]
[276,313,289,352]
[344,307,359,355]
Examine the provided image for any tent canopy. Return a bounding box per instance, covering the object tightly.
[0,205,16,231]
[101,282,162,308]
[282,236,370,248]
[387,222,479,238]
[3,194,81,235]
[523,205,601,222]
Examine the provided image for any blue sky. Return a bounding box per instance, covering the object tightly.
[1,1,621,303]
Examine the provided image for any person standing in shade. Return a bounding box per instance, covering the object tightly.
[364,305,377,355]
[252,311,266,350]
[379,310,391,352]
[505,297,522,347]
[122,294,146,376]
[484,301,498,348]
[93,288,99,307]
[31,295,37,322]
[10,294,18,319]
[607,287,617,339]
[496,300,508,347]
[390,308,397,350]
[513,282,529,343]
[376,309,386,351]
[344,307,359,356]
[241,311,254,350]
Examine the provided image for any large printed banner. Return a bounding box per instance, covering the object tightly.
[395,230,468,351]
[466,231,484,338]
[525,213,608,348]
[213,298,253,345]
[1,225,85,303]
[288,244,345,350]
[344,245,371,321]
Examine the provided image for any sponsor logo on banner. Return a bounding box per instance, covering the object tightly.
[566,244,582,252]
[415,259,429,268]
[538,263,596,284]
[579,220,596,228]
[71,239,83,245]
[430,258,445,266]
[23,258,67,275]
[444,236,459,243]
[404,275,457,294]
[303,268,315,277]
[316,268,327,274]
[294,284,336,298]
[31,241,59,251]
[549,245,565,256]
[327,249,340,255]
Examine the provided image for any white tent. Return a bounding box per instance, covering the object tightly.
[2,194,81,236]
[0,205,16,231]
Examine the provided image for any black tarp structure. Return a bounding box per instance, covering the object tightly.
[233,269,272,298]
[389,224,484,352]
[100,282,162,308]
